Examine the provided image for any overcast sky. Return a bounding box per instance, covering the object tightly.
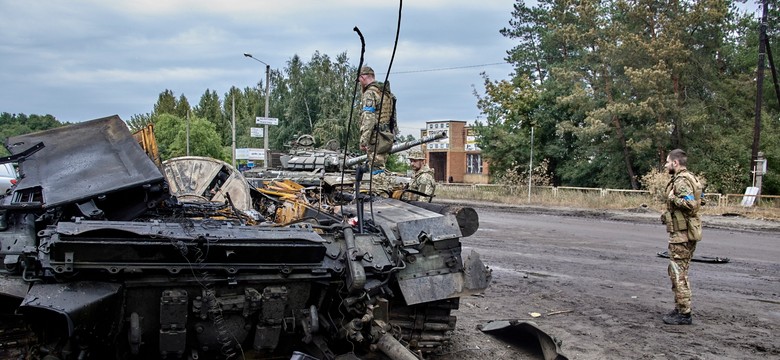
[0,0,522,137]
[0,1,763,138]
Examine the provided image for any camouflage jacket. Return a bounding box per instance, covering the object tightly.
[663,169,704,241]
[665,169,703,217]
[360,82,395,148]
[409,165,436,201]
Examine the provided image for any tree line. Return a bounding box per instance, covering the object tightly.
[2,1,778,195]
[475,0,779,195]
[125,51,363,162]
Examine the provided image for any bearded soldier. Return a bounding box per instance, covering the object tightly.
[405,147,435,202]
[661,149,704,325]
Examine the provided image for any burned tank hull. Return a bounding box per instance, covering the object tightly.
[0,116,490,359]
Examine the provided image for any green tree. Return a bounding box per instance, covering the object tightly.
[194,89,226,143]
[487,0,773,193]
[474,75,539,175]
[153,89,178,116]
[126,113,153,132]
[175,94,192,119]
[0,113,65,155]
[154,113,227,161]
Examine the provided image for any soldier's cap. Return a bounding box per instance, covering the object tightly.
[408,147,426,160]
[360,66,375,76]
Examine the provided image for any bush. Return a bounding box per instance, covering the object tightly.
[495,158,553,187]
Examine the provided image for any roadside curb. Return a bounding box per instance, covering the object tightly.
[435,198,780,233]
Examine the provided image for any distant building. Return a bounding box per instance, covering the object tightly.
[420,120,489,184]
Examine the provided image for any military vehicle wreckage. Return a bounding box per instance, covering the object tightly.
[0,115,491,360]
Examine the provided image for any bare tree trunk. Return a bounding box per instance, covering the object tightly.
[604,74,639,189]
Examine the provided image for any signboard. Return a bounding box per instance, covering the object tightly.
[235,148,265,160]
[255,117,279,125]
[250,127,264,138]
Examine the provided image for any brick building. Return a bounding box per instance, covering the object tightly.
[420,120,489,184]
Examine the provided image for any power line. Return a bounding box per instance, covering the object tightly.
[378,62,508,75]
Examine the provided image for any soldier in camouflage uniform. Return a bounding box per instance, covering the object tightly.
[357,66,396,194]
[404,147,436,202]
[357,66,395,171]
[660,149,704,325]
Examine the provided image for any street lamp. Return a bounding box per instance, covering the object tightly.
[243,53,271,168]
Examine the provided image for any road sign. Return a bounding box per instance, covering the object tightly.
[235,148,265,160]
[250,127,264,137]
[255,117,279,125]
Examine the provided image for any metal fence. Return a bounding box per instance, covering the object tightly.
[435,183,779,209]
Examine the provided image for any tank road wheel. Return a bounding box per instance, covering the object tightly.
[387,298,460,355]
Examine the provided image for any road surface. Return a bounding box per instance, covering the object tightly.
[436,205,780,359]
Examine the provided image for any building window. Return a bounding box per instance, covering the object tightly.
[467,154,482,174]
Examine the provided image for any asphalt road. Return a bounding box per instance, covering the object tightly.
[436,204,780,360]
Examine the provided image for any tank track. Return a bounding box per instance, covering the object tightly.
[388,298,460,354]
[0,315,38,359]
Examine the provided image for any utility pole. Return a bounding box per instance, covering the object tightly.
[232,97,236,168]
[244,53,272,168]
[751,0,768,183]
[186,111,190,156]
[528,127,534,203]
[263,63,270,168]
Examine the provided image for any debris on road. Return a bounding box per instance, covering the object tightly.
[657,250,730,263]
[478,320,568,360]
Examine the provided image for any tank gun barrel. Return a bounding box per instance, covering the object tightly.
[345,131,447,168]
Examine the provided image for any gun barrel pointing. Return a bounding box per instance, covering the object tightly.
[344,131,447,168]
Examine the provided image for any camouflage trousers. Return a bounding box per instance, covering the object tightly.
[667,238,698,314]
[367,171,393,195]
[365,148,388,170]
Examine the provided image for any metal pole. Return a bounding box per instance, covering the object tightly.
[232,97,236,168]
[186,111,190,156]
[528,127,534,202]
[264,64,270,168]
[243,53,272,168]
[751,0,768,179]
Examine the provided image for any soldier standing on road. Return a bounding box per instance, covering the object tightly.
[405,147,436,202]
[661,149,704,325]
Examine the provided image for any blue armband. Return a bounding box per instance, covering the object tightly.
[683,194,694,201]
[363,106,376,113]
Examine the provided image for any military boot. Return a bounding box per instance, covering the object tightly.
[663,310,692,325]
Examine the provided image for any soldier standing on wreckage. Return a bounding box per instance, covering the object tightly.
[660,148,704,325]
[357,65,396,192]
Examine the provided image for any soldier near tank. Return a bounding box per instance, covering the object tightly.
[357,66,396,171]
[404,147,436,202]
[660,149,704,325]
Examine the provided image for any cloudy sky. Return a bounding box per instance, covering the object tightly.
[0,1,764,138]
[0,0,522,137]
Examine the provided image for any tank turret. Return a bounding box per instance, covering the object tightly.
[277,131,446,172]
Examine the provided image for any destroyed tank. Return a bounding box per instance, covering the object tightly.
[0,115,490,360]
[245,132,447,190]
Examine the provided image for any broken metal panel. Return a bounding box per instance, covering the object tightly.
[20,282,123,341]
[397,251,491,305]
[163,156,252,211]
[366,198,462,246]
[479,320,569,360]
[5,115,164,208]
